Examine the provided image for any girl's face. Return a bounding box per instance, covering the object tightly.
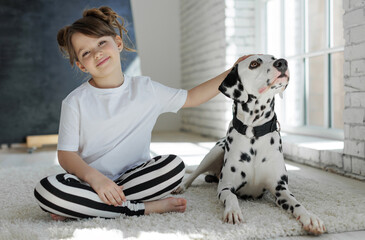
[71,32,123,78]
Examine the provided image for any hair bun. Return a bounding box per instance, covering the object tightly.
[83,6,118,27]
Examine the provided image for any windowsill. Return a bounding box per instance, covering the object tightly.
[280,132,362,179]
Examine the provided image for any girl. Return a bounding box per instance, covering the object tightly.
[34,6,249,220]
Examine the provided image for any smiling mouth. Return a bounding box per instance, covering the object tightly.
[96,57,110,67]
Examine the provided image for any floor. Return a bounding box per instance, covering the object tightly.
[0,131,364,239]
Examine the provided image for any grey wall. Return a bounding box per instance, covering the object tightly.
[131,0,182,132]
[0,0,137,144]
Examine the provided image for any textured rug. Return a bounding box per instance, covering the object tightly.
[0,163,365,240]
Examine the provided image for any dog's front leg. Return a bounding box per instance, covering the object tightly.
[217,182,243,224]
[268,175,326,235]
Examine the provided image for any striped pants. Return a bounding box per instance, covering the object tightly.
[34,154,185,219]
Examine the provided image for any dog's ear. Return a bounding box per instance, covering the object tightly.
[219,64,249,103]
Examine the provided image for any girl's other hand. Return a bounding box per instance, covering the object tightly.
[89,175,127,206]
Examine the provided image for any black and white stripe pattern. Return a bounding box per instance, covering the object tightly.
[34,154,185,219]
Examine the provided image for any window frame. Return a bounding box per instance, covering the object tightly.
[260,0,344,140]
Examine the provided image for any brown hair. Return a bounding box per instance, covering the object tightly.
[57,6,135,66]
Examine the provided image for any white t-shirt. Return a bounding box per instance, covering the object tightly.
[57,75,187,180]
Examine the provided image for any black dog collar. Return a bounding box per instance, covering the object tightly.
[233,114,279,138]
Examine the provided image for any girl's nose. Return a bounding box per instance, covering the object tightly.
[94,49,103,60]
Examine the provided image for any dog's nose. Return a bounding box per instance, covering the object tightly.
[273,59,288,73]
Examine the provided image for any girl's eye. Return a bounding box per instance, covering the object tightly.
[82,51,90,58]
[99,41,106,46]
[249,61,260,69]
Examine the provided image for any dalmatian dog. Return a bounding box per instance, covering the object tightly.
[174,55,326,235]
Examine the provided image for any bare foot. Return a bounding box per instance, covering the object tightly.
[144,197,187,215]
[50,213,67,221]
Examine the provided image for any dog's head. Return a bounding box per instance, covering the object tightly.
[219,55,290,103]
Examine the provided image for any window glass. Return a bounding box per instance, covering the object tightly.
[331,0,345,47]
[281,59,305,127]
[266,0,282,57]
[307,0,326,52]
[331,52,344,129]
[285,0,304,56]
[308,55,325,127]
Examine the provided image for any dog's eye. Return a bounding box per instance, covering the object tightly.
[249,61,260,69]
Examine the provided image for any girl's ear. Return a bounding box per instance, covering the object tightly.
[76,61,88,73]
[115,35,124,52]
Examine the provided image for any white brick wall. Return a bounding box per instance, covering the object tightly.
[343,0,365,177]
[180,0,256,138]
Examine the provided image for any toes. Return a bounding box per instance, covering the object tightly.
[223,212,243,224]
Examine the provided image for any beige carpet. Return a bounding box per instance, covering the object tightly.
[0,163,365,240]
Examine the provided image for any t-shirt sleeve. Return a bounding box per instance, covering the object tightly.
[57,101,80,152]
[151,80,188,113]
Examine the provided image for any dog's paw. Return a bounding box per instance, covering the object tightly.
[297,213,326,235]
[171,185,186,194]
[223,208,243,224]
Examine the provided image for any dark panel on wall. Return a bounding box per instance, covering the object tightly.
[0,0,138,144]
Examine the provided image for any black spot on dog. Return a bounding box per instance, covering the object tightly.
[250,138,255,144]
[279,146,283,152]
[236,181,247,191]
[262,158,266,163]
[295,204,301,208]
[279,138,282,145]
[240,195,253,200]
[253,115,260,122]
[250,111,253,115]
[241,171,246,178]
[221,65,239,88]
[233,89,241,98]
[270,137,275,145]
[265,111,271,118]
[230,187,235,193]
[205,175,219,183]
[241,102,249,112]
[238,83,244,91]
[281,175,288,184]
[240,153,251,162]
[278,199,287,205]
[275,185,287,191]
[270,98,275,108]
[227,136,233,144]
[228,127,234,133]
[276,192,281,197]
[254,109,259,114]
[261,105,266,110]
[247,94,256,103]
[290,206,294,213]
[218,193,221,199]
[290,193,294,197]
[250,148,255,155]
[225,142,230,152]
[220,173,223,179]
[267,98,271,104]
[255,100,259,105]
[231,166,236,172]
[282,204,289,210]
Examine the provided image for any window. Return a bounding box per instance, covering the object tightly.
[264,0,345,139]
